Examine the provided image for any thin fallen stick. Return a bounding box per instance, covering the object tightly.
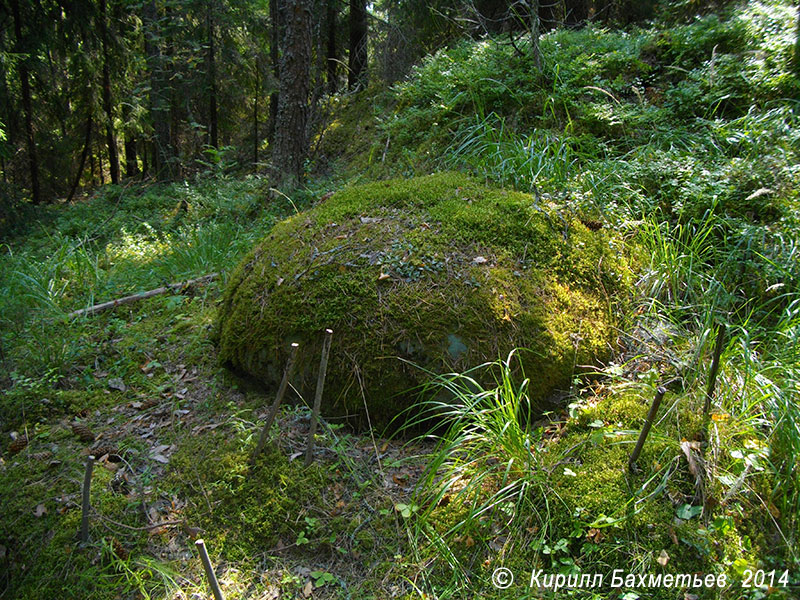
[80,455,96,543]
[195,539,225,600]
[703,323,726,416]
[305,329,333,466]
[251,343,299,465]
[68,273,218,319]
[93,513,186,531]
[628,386,666,471]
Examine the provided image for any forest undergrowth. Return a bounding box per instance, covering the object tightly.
[2,1,800,598]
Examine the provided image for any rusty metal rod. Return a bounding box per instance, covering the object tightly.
[305,329,333,466]
[195,539,225,600]
[629,387,666,470]
[251,343,299,464]
[704,324,726,416]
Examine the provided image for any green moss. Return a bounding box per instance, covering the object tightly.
[0,440,163,599]
[166,428,324,562]
[316,90,386,175]
[417,380,787,597]
[216,173,633,427]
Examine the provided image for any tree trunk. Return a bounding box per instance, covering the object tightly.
[206,0,218,149]
[540,0,565,30]
[90,144,97,187]
[267,0,281,145]
[326,0,338,94]
[122,103,138,177]
[795,3,800,76]
[272,0,311,187]
[97,134,105,184]
[67,114,92,203]
[99,0,120,184]
[144,0,172,180]
[141,139,149,176]
[528,0,541,70]
[166,5,179,169]
[347,0,367,91]
[10,0,41,204]
[593,0,613,23]
[565,0,589,27]
[254,58,260,165]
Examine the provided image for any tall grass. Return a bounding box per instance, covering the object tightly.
[445,113,589,193]
[719,299,800,527]
[403,351,553,587]
[0,177,303,381]
[393,0,800,578]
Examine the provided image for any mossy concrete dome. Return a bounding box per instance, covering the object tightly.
[215,173,631,426]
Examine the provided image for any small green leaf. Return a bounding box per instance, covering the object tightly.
[676,504,703,520]
[395,502,418,518]
[590,429,606,445]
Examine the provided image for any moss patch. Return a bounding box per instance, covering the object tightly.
[166,428,325,562]
[215,173,633,427]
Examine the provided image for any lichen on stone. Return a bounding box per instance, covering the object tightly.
[215,172,633,427]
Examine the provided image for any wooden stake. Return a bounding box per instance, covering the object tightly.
[703,323,726,416]
[195,539,225,600]
[251,343,299,465]
[628,387,666,471]
[305,329,333,466]
[80,455,96,543]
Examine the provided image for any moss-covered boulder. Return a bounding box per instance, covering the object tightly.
[216,173,632,426]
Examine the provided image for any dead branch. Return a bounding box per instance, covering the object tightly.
[68,273,218,319]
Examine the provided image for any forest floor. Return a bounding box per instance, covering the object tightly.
[0,264,439,599]
[3,2,800,598]
[0,173,796,600]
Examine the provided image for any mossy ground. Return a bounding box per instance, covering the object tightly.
[0,281,432,599]
[0,203,794,599]
[216,172,633,427]
[3,3,799,597]
[411,378,792,600]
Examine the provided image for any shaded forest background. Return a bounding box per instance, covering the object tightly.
[1,0,749,215]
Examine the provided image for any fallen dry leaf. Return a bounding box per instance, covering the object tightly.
[108,378,126,392]
[657,549,669,566]
[586,528,603,543]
